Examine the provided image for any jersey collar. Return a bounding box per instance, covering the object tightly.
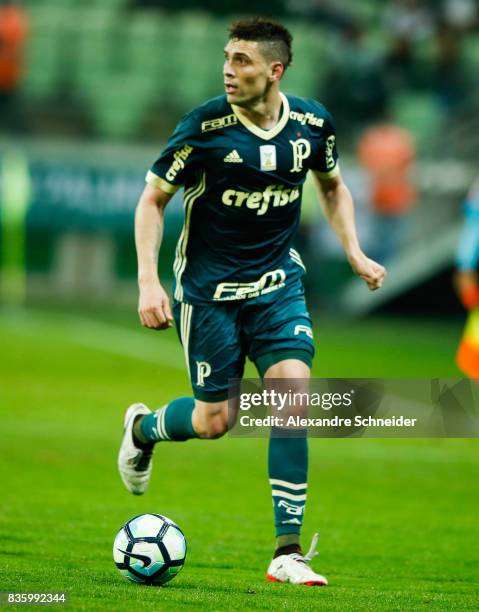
[230,92,290,141]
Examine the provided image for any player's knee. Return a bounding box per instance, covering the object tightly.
[264,358,310,379]
[264,363,311,420]
[193,400,229,439]
[203,416,228,439]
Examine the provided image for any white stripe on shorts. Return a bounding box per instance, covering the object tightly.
[180,302,193,381]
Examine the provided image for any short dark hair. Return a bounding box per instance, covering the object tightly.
[228,17,293,69]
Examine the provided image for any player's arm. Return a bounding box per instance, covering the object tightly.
[137,109,199,329]
[135,183,174,330]
[312,170,386,291]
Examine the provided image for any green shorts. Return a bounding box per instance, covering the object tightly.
[173,281,315,401]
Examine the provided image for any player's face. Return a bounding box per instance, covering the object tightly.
[223,39,281,106]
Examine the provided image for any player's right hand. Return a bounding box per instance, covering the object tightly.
[138,280,173,330]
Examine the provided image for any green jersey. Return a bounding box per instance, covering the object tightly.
[147,93,339,304]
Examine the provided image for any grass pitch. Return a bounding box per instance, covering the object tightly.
[0,306,477,611]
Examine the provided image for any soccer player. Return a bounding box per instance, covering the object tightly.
[119,17,386,585]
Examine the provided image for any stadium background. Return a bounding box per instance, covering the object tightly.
[0,1,478,610]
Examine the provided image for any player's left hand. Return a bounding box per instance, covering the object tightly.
[348,251,386,291]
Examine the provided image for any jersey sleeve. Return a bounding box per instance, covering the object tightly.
[146,111,200,194]
[309,109,340,179]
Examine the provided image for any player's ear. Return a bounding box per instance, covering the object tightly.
[269,61,284,82]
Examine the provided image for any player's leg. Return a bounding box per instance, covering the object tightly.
[192,398,239,438]
[134,397,233,443]
[118,301,243,494]
[118,398,235,496]
[248,287,314,555]
[263,360,325,585]
[246,284,327,585]
[134,299,241,441]
[264,359,310,554]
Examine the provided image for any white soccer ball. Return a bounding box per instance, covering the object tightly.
[113,513,187,585]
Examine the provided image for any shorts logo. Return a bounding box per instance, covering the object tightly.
[214,269,286,301]
[294,324,313,339]
[196,361,212,387]
[259,145,277,171]
[289,138,311,173]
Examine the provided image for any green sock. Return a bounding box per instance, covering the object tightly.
[134,397,199,443]
[276,533,300,549]
[269,427,308,538]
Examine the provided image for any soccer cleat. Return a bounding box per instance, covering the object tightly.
[266,533,328,586]
[118,403,154,496]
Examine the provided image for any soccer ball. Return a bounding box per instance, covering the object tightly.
[113,513,187,585]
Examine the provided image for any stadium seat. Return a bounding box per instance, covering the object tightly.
[88,75,155,139]
[22,0,78,6]
[126,12,163,79]
[174,13,216,106]
[73,8,119,93]
[414,36,437,64]
[281,22,329,99]
[22,37,59,97]
[349,0,381,27]
[88,0,129,8]
[463,35,479,78]
[21,7,67,98]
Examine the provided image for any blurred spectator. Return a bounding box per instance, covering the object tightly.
[0,0,28,132]
[287,0,354,32]
[130,0,286,14]
[383,35,417,93]
[383,0,434,42]
[441,0,477,32]
[433,21,470,111]
[322,24,388,134]
[357,123,417,262]
[382,0,434,92]
[454,177,479,377]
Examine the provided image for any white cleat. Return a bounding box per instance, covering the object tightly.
[118,403,154,496]
[266,533,328,586]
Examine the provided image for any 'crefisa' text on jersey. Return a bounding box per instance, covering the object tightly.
[146,93,339,304]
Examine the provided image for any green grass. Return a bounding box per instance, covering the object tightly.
[0,307,478,610]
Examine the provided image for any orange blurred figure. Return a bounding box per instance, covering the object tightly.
[0,0,28,130]
[358,123,416,214]
[0,0,28,91]
[358,123,417,261]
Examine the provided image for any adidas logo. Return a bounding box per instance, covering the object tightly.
[224,149,243,163]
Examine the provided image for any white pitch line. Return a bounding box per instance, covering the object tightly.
[0,308,186,370]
